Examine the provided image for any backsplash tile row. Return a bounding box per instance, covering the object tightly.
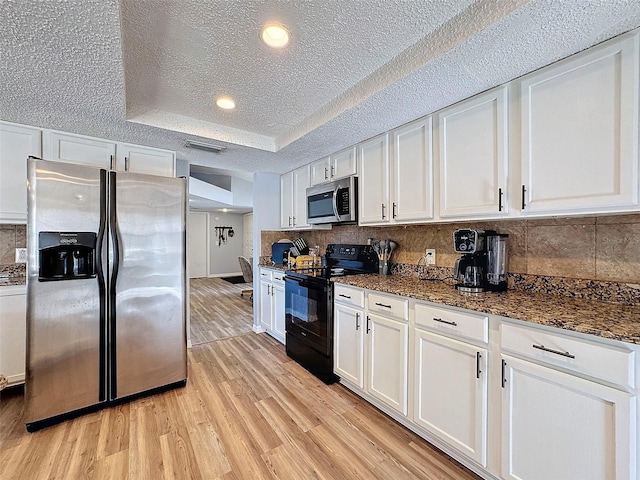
[262,213,640,285]
[0,224,26,266]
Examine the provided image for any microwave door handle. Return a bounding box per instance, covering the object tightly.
[332,185,341,220]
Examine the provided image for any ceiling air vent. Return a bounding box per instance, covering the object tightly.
[184,140,227,154]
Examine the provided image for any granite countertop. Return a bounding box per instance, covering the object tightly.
[0,276,26,286]
[333,274,640,345]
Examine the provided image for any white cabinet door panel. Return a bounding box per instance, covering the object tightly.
[358,134,390,225]
[273,281,286,340]
[501,355,635,480]
[259,279,273,332]
[367,313,408,415]
[392,117,433,222]
[118,143,175,177]
[439,86,508,218]
[331,146,357,180]
[0,122,41,222]
[414,330,488,466]
[292,165,310,228]
[44,131,114,168]
[280,171,294,228]
[520,33,639,213]
[334,303,364,388]
[0,291,27,385]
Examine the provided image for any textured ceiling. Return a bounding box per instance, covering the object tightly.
[1,0,640,179]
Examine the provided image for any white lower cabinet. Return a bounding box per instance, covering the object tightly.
[333,302,364,387]
[259,268,285,343]
[332,286,639,480]
[334,287,409,417]
[0,287,27,386]
[501,354,635,480]
[414,329,488,467]
[366,312,409,415]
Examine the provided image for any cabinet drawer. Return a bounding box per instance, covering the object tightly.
[272,271,285,283]
[334,284,364,308]
[501,322,634,388]
[415,303,488,344]
[259,268,273,281]
[367,291,409,320]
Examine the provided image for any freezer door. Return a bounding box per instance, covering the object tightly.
[25,158,107,425]
[110,171,187,399]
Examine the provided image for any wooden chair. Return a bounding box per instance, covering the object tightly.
[238,256,253,301]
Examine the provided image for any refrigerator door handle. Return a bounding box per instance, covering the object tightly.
[96,169,108,402]
[108,171,122,399]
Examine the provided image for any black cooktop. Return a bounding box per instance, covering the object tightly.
[285,244,378,281]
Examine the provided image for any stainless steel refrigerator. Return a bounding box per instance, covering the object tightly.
[25,157,187,431]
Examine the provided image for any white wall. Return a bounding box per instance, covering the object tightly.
[242,212,253,259]
[209,212,245,276]
[251,172,281,332]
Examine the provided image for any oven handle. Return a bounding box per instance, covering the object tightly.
[284,275,326,290]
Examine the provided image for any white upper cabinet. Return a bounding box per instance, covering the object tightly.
[44,130,115,169]
[280,170,294,228]
[391,117,434,223]
[358,133,390,225]
[44,130,176,177]
[438,86,509,219]
[117,143,175,177]
[280,165,315,229]
[310,146,357,186]
[0,121,42,223]
[520,32,640,215]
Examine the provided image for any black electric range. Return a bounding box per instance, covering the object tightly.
[284,244,378,384]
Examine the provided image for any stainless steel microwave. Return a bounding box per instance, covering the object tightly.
[306,176,357,224]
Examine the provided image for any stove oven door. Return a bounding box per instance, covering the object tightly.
[284,275,331,355]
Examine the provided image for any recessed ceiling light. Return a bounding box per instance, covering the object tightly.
[216,97,236,110]
[260,23,290,49]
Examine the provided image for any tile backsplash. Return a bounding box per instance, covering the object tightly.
[262,213,640,285]
[0,224,27,278]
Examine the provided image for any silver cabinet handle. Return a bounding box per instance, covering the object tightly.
[375,302,392,308]
[366,316,371,334]
[532,344,575,359]
[339,294,351,299]
[521,185,526,209]
[288,216,292,227]
[124,156,130,172]
[109,155,115,170]
[501,359,507,388]
[355,312,360,330]
[381,203,386,219]
[267,284,271,295]
[392,202,397,218]
[330,165,335,178]
[292,216,296,226]
[433,317,457,327]
[476,352,482,379]
[324,166,328,180]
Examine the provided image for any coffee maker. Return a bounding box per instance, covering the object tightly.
[453,229,508,293]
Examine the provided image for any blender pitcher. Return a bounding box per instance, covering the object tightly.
[486,233,508,291]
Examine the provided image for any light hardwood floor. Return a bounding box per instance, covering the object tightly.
[190,277,254,345]
[0,333,480,480]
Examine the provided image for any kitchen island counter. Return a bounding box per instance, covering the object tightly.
[333,274,640,345]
